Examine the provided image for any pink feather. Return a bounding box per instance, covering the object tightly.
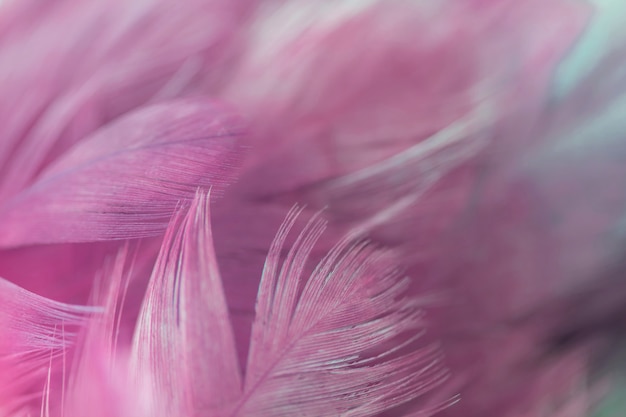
[10,192,447,417]
[0,277,92,415]
[0,0,625,416]
[131,191,242,416]
[131,192,445,417]
[0,99,244,247]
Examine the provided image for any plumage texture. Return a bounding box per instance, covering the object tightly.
[0,0,625,416]
[237,208,444,417]
[131,191,242,416]
[0,278,92,414]
[0,99,244,247]
[13,192,445,417]
[131,193,446,417]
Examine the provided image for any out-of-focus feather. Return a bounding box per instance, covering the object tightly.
[0,1,611,416]
[0,278,91,414]
[0,99,244,247]
[0,0,252,201]
[309,107,493,235]
[227,0,589,199]
[429,44,626,417]
[514,47,626,329]
[64,247,155,417]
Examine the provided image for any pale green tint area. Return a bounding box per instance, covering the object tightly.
[555,0,626,96]
[591,341,626,417]
[592,391,626,417]
[555,2,626,416]
[591,372,626,417]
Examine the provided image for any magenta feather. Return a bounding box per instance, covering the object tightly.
[7,192,446,417]
[0,278,91,414]
[0,99,244,247]
[0,0,625,416]
[131,191,241,416]
[238,208,445,417]
[0,0,250,201]
[128,192,445,417]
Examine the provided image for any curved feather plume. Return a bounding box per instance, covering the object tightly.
[232,209,447,417]
[0,98,245,248]
[0,0,252,201]
[0,278,92,414]
[310,107,493,235]
[63,246,157,417]
[129,192,447,417]
[131,191,241,417]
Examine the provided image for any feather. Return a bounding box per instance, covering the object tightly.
[0,277,92,414]
[63,246,156,417]
[0,1,613,417]
[130,190,241,416]
[129,192,447,417]
[232,208,447,417]
[0,243,112,305]
[0,98,244,248]
[225,0,588,200]
[420,43,626,417]
[0,0,252,201]
[504,45,626,337]
[309,107,493,235]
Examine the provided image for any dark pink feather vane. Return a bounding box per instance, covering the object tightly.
[0,99,245,248]
[0,277,95,414]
